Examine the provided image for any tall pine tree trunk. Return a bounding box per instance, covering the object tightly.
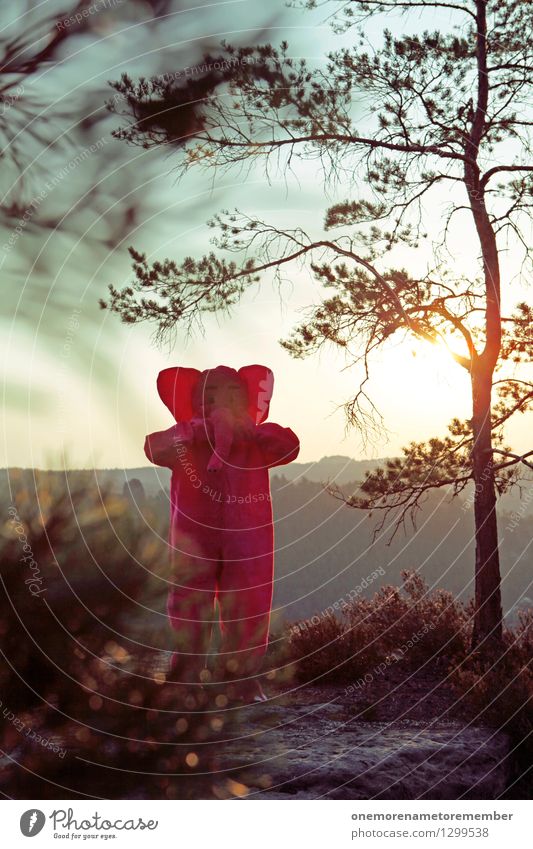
[465,2,503,650]
[471,361,503,650]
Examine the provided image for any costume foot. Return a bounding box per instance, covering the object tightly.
[250,681,268,703]
[221,680,268,705]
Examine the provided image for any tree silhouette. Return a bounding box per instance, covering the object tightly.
[0,0,198,247]
[102,0,532,653]
[123,477,146,507]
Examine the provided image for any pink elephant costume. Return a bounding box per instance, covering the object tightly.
[144,364,300,695]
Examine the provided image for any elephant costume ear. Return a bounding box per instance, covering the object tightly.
[157,367,202,422]
[238,364,274,424]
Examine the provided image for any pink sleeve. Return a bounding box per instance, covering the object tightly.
[144,422,193,468]
[254,423,300,468]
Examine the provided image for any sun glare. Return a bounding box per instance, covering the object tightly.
[409,333,467,372]
[407,333,472,405]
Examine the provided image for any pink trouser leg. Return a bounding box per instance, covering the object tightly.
[214,552,274,684]
[167,552,219,684]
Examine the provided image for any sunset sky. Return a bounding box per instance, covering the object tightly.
[1,0,531,470]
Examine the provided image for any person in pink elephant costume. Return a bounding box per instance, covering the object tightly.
[144,364,300,703]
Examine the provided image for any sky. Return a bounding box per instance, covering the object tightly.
[1,0,531,470]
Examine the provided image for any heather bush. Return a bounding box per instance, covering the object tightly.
[448,609,533,767]
[283,570,470,684]
[281,612,345,684]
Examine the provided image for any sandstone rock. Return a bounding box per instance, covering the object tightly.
[218,691,510,799]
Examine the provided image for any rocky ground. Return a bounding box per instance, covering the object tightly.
[1,658,529,800]
[208,662,529,800]
[216,688,509,799]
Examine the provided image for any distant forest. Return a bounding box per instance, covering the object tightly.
[2,463,530,628]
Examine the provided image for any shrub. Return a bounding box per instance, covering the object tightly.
[0,473,243,799]
[282,569,470,684]
[448,608,533,783]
